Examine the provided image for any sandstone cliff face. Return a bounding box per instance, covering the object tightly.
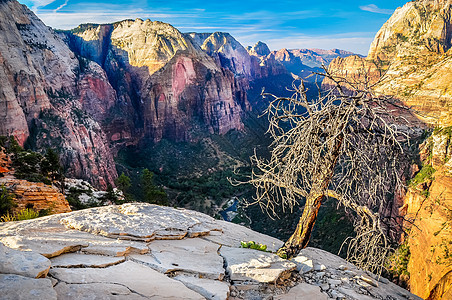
[325,0,452,126]
[67,21,249,143]
[403,129,452,299]
[0,0,117,189]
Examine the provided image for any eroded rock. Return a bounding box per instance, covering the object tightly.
[174,275,230,300]
[203,220,283,252]
[60,203,221,241]
[50,253,125,268]
[274,282,328,300]
[53,282,146,300]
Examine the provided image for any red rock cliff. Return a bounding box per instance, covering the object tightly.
[0,0,117,189]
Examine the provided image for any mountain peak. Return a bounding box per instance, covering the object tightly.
[247,41,271,56]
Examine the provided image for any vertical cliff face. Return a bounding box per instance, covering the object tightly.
[67,21,249,143]
[403,129,452,300]
[0,0,117,189]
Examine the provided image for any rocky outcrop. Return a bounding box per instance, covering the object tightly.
[0,176,71,215]
[0,203,421,299]
[325,0,452,126]
[0,0,117,188]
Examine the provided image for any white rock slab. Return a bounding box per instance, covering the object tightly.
[50,253,125,268]
[298,248,356,270]
[54,282,147,299]
[50,261,204,299]
[0,243,51,278]
[338,287,375,300]
[130,238,224,279]
[0,230,148,258]
[0,274,57,300]
[60,203,221,241]
[220,246,296,283]
[174,275,230,300]
[274,282,328,300]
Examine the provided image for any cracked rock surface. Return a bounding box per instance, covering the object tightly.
[0,203,422,299]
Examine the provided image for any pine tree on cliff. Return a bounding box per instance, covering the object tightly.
[248,70,413,274]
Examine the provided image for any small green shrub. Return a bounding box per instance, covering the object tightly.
[0,212,16,222]
[408,164,436,187]
[240,241,268,252]
[16,208,39,221]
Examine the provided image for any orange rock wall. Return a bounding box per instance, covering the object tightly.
[0,177,71,215]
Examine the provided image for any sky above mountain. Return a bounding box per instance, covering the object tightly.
[18,0,408,55]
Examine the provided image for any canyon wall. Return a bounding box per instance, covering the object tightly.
[0,0,117,188]
[66,21,250,144]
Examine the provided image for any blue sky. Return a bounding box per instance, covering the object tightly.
[18,0,408,55]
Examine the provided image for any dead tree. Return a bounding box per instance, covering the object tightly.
[248,70,412,274]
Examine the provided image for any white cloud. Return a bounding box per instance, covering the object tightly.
[53,0,69,13]
[29,0,57,11]
[359,4,393,15]
[234,32,375,56]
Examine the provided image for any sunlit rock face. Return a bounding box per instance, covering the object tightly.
[67,20,250,143]
[402,129,452,300]
[0,0,117,189]
[325,0,452,126]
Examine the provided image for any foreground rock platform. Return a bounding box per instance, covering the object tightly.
[0,203,422,299]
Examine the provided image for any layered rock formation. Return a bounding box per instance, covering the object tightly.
[325,0,452,126]
[0,203,421,299]
[0,0,117,188]
[66,22,250,143]
[0,176,71,215]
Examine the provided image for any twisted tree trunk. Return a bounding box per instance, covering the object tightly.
[277,134,344,259]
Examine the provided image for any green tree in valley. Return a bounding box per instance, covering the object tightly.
[141,169,168,205]
[115,172,132,202]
